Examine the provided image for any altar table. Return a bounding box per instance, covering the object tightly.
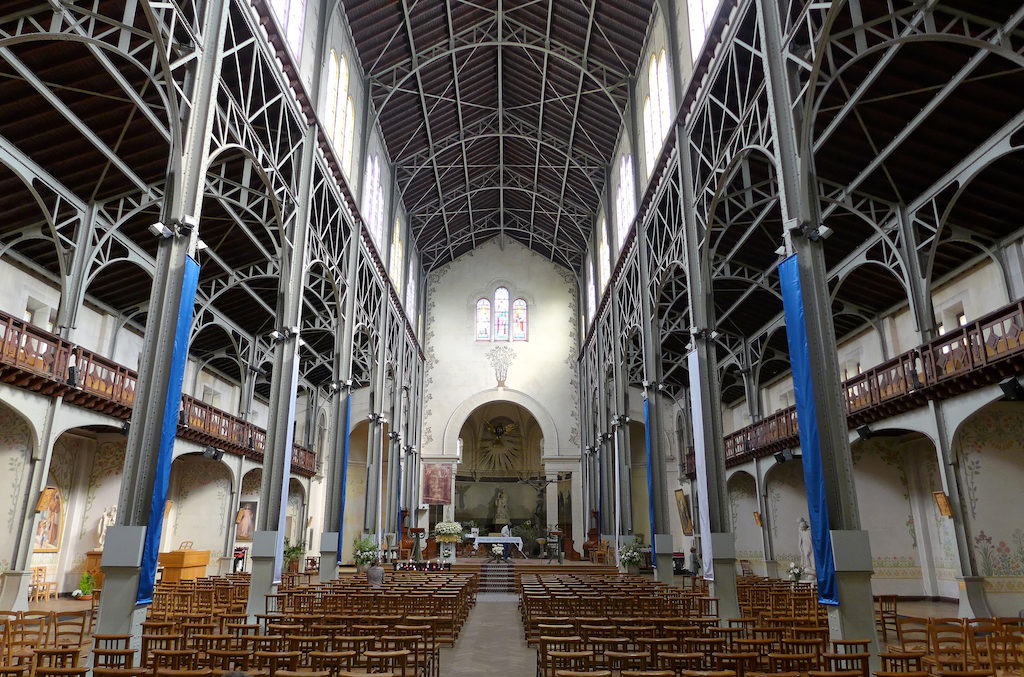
[470,536,525,556]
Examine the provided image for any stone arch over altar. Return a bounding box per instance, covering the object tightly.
[441,387,558,460]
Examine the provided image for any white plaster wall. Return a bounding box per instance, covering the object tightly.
[420,238,580,460]
[728,472,764,573]
[764,459,807,569]
[167,455,233,561]
[0,402,33,573]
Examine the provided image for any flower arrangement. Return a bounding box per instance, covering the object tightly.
[353,535,379,565]
[434,521,464,543]
[787,561,805,582]
[491,544,505,558]
[619,542,643,568]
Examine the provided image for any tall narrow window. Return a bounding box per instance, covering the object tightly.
[270,0,305,58]
[512,299,528,341]
[389,218,403,284]
[615,155,635,248]
[363,154,384,247]
[687,0,719,62]
[644,49,671,176]
[475,299,491,340]
[332,55,349,153]
[494,287,510,341]
[341,99,355,176]
[326,51,340,135]
[405,259,417,311]
[587,260,597,321]
[598,221,610,291]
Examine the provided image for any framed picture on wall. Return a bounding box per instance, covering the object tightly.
[236,501,257,541]
[34,486,63,553]
[423,464,453,505]
[675,489,693,536]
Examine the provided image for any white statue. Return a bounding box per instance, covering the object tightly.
[494,489,509,525]
[97,506,117,548]
[797,517,815,575]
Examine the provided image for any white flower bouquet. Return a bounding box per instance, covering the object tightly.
[787,561,805,581]
[434,521,464,543]
[491,544,504,558]
[619,543,643,567]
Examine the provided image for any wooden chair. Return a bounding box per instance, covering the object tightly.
[874,596,898,643]
[52,610,90,649]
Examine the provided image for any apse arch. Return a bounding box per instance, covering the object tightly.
[442,388,559,461]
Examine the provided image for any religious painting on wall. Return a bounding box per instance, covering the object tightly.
[675,489,693,536]
[423,464,453,505]
[34,486,63,552]
[236,501,257,541]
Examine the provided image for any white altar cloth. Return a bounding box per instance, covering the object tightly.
[470,535,525,555]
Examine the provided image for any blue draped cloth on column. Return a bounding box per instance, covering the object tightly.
[643,397,657,569]
[337,392,352,564]
[779,254,839,605]
[137,255,200,604]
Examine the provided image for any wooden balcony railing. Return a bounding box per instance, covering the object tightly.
[720,299,1024,468]
[0,311,316,477]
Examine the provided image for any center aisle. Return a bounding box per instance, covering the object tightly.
[439,591,535,676]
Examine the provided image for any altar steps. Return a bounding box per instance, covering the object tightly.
[479,562,515,593]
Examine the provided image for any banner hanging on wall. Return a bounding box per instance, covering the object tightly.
[778,254,839,605]
[423,463,454,505]
[687,349,714,580]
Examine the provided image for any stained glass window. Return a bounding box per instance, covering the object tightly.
[405,259,417,311]
[341,99,355,176]
[364,155,384,247]
[512,299,528,340]
[494,287,510,341]
[475,299,491,340]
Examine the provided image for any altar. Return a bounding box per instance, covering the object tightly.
[470,535,525,556]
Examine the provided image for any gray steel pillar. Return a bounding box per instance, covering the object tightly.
[609,294,634,543]
[320,217,361,581]
[246,124,316,617]
[755,0,876,653]
[676,121,739,619]
[97,0,228,640]
[363,297,389,540]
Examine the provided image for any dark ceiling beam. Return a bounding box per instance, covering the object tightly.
[399,0,457,264]
[444,0,478,253]
[548,0,598,261]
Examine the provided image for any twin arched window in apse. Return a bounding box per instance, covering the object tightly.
[476,288,527,341]
[643,49,672,176]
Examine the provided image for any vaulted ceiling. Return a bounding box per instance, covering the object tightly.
[343,0,656,272]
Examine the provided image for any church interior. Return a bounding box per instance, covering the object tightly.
[1,0,1023,674]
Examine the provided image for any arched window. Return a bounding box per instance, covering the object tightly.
[270,0,305,58]
[643,49,671,176]
[615,155,635,248]
[586,260,597,321]
[475,299,491,340]
[331,55,349,151]
[363,154,384,247]
[326,51,340,135]
[598,220,610,291]
[493,287,510,341]
[389,218,403,284]
[511,299,528,341]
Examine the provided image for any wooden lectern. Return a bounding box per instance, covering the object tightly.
[157,549,210,582]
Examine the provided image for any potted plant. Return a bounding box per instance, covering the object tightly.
[282,538,305,573]
[619,543,642,575]
[353,535,378,572]
[72,572,96,600]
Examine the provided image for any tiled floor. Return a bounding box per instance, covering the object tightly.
[439,592,534,676]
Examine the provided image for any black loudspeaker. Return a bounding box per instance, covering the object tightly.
[999,377,1024,401]
[203,445,224,461]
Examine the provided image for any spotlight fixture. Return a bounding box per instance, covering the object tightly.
[856,424,873,441]
[999,376,1024,401]
[147,222,174,239]
[773,448,795,464]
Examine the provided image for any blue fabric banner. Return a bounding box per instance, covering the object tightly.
[337,392,352,565]
[642,397,657,568]
[778,254,838,605]
[137,256,200,604]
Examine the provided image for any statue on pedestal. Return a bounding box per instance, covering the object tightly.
[494,488,509,525]
[97,506,117,549]
[797,517,815,577]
